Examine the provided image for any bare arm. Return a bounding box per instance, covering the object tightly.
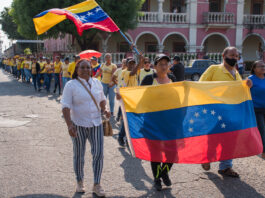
[130,55,144,76]
[62,107,76,137]
[99,100,111,118]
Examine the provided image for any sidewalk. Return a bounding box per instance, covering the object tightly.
[0,69,265,198]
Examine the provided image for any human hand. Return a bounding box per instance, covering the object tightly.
[246,79,253,88]
[68,125,77,137]
[116,93,122,100]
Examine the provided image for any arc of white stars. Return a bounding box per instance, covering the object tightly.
[189,119,194,124]
[95,7,101,12]
[194,112,199,118]
[211,110,216,115]
[87,12,93,16]
[221,123,226,128]
[218,116,222,120]
[189,127,193,132]
[79,15,87,21]
[202,109,207,114]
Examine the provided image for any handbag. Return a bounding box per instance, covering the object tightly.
[77,79,113,136]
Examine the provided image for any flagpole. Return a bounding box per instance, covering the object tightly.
[118,30,140,55]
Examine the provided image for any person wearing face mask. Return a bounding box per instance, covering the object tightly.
[199,46,252,178]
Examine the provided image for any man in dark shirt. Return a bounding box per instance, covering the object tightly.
[170,56,185,81]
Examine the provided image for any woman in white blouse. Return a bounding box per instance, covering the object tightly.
[61,59,110,196]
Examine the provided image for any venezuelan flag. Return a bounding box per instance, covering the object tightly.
[33,0,119,36]
[119,81,263,164]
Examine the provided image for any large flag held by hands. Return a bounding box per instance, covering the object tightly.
[33,0,119,36]
[119,81,263,164]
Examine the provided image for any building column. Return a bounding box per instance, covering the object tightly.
[187,0,198,53]
[236,0,245,52]
[157,0,164,22]
[158,44,164,53]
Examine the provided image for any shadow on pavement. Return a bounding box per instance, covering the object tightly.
[118,148,175,197]
[12,194,68,198]
[205,172,264,198]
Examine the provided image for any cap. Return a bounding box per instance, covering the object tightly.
[91,56,97,61]
[173,55,180,61]
[154,54,170,65]
[126,57,136,64]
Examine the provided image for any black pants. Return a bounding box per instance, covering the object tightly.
[151,162,173,179]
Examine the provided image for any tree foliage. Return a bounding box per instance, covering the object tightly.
[0,7,24,40]
[11,0,145,50]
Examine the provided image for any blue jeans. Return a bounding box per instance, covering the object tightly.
[62,77,71,89]
[54,73,61,94]
[44,73,52,92]
[32,74,41,90]
[24,69,31,82]
[219,160,233,170]
[255,111,265,152]
[118,121,126,140]
[101,82,116,113]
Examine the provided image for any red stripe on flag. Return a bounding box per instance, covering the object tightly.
[80,17,119,33]
[131,127,262,164]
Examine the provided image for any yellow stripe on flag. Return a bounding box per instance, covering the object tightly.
[119,81,252,113]
[65,0,98,14]
[33,12,66,35]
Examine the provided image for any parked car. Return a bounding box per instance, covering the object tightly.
[185,59,218,81]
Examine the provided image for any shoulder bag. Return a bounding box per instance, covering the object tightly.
[77,79,113,136]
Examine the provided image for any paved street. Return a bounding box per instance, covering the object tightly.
[0,69,265,198]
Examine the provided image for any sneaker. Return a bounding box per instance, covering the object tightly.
[154,178,162,191]
[161,173,172,186]
[76,181,85,193]
[93,184,105,197]
[118,137,125,147]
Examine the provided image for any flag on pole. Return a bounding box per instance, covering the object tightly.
[33,0,120,36]
[119,81,262,164]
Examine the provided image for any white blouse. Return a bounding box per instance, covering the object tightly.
[61,77,106,128]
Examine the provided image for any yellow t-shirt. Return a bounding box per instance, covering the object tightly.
[101,63,117,84]
[138,68,155,84]
[62,63,70,78]
[113,68,125,88]
[21,61,24,69]
[54,61,62,74]
[199,64,242,82]
[39,61,46,74]
[121,70,138,87]
[45,64,53,74]
[31,63,37,74]
[24,61,32,69]
[68,62,76,78]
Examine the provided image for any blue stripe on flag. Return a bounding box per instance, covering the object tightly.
[127,100,256,140]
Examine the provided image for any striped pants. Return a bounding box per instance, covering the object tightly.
[72,124,104,184]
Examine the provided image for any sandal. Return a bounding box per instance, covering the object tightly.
[201,163,211,171]
[218,168,239,178]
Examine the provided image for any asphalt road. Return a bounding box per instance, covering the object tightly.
[0,69,265,198]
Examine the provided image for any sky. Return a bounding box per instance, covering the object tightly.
[1,0,13,52]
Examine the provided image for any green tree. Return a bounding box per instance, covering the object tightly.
[11,0,144,50]
[0,7,24,40]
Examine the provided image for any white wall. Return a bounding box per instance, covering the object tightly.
[163,34,186,52]
[136,34,158,52]
[242,36,261,61]
[204,35,227,53]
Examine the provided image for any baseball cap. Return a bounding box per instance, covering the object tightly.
[91,56,97,61]
[154,54,170,65]
[173,55,180,61]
